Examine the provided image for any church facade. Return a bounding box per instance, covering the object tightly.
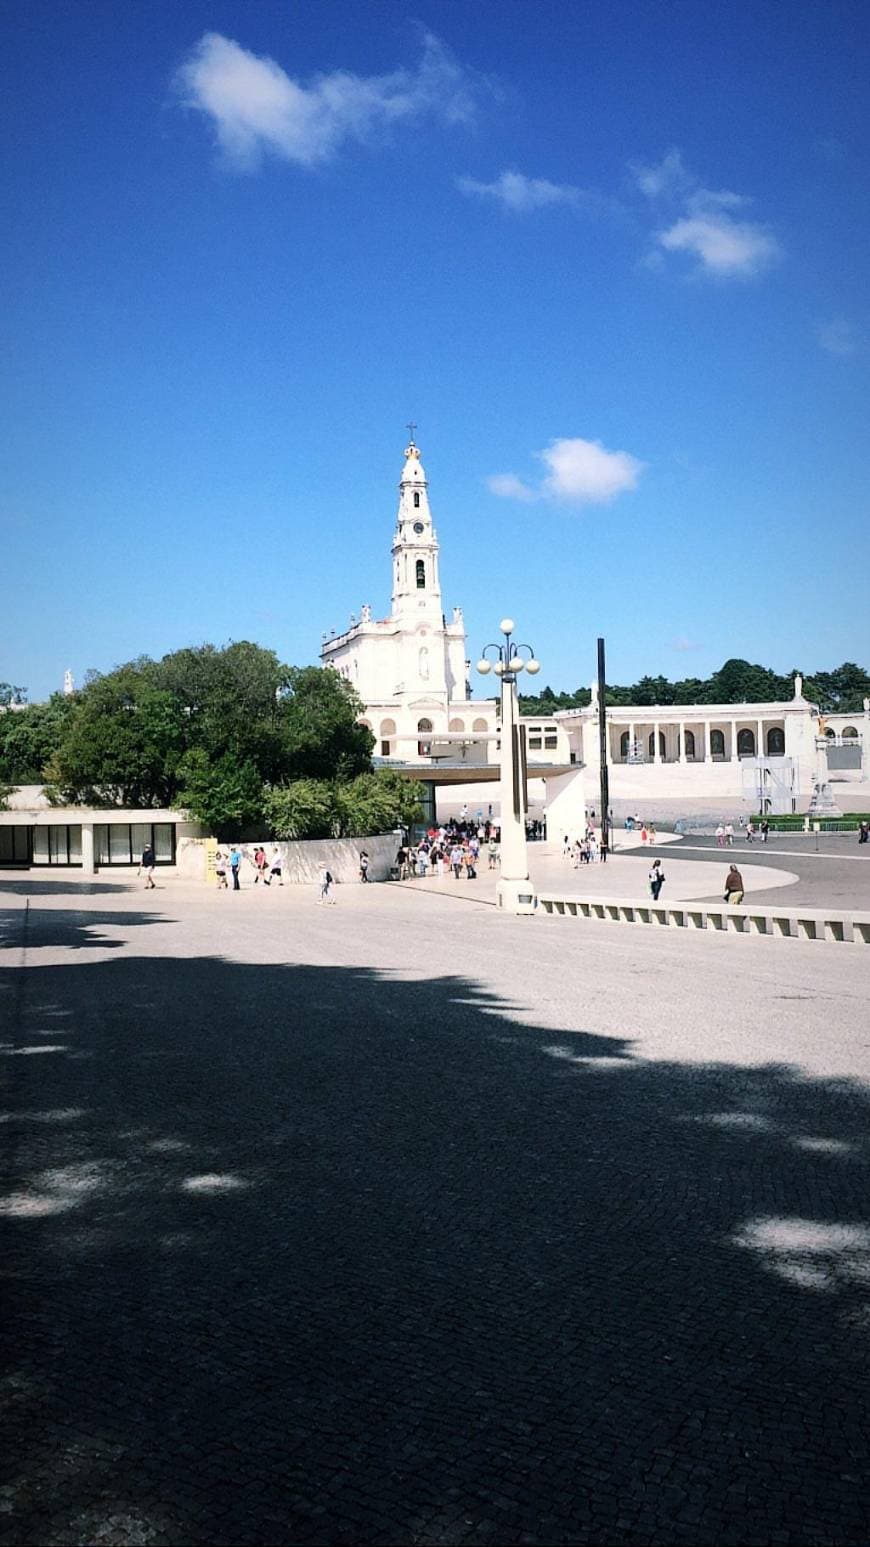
[320,437,571,776]
[321,436,869,828]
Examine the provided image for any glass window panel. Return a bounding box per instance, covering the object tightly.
[109,825,132,863]
[153,824,173,862]
[49,827,68,864]
[96,825,110,865]
[32,828,49,864]
[0,829,13,862]
[131,823,151,861]
[68,826,82,863]
[16,828,31,863]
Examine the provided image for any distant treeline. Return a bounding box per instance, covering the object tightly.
[518,658,870,717]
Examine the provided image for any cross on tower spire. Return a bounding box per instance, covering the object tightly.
[406,421,417,445]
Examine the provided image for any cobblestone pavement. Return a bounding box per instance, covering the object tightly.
[2,880,870,1546]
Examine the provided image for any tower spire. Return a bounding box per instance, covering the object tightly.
[391,434,442,623]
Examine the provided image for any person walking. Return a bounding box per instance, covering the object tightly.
[859,821,869,845]
[215,850,228,889]
[725,864,745,904]
[359,849,370,883]
[229,845,242,891]
[450,842,463,879]
[253,846,270,885]
[746,823,755,843]
[317,863,335,904]
[139,841,156,889]
[715,824,725,848]
[488,837,499,870]
[269,846,284,885]
[725,822,735,847]
[760,820,770,844]
[648,859,665,901]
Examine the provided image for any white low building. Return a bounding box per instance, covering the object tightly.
[555,679,869,823]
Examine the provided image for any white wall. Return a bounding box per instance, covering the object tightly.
[186,832,401,885]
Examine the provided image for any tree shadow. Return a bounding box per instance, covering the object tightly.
[0,878,137,897]
[2,948,869,1545]
[0,908,173,953]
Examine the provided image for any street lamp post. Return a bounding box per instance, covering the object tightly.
[477,618,540,915]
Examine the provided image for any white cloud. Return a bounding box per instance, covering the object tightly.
[657,212,779,277]
[175,31,482,168]
[818,317,858,356]
[488,436,644,507]
[458,169,586,213]
[632,148,692,200]
[670,635,699,653]
[485,473,537,501]
[633,150,780,279]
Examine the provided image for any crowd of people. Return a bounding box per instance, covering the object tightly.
[394,819,500,881]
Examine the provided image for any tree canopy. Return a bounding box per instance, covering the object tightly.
[0,643,374,834]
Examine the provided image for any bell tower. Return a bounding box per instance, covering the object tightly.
[391,434,443,626]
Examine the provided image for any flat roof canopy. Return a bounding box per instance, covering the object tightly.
[391,763,575,785]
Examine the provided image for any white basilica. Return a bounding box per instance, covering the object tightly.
[322,437,524,768]
[321,436,869,828]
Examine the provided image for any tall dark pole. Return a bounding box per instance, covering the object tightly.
[597,637,610,857]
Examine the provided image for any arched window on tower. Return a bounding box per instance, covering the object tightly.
[710,729,726,759]
[737,729,756,757]
[417,718,433,756]
[416,559,425,589]
[413,491,420,508]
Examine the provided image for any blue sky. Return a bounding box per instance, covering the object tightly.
[3,0,869,701]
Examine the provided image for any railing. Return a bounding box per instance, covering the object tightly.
[537,893,870,944]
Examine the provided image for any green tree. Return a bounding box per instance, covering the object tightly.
[175,749,264,837]
[0,695,75,783]
[0,683,27,707]
[265,769,421,841]
[45,663,186,807]
[264,779,339,840]
[281,666,373,781]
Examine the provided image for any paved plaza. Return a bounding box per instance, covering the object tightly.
[2,868,870,1546]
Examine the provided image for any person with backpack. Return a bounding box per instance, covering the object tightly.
[139,842,156,890]
[318,863,335,904]
[253,846,270,885]
[648,859,665,901]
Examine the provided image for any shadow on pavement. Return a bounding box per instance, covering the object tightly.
[0,877,137,897]
[2,942,869,1545]
[0,907,172,953]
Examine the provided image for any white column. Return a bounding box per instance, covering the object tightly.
[81,821,95,877]
[628,722,635,762]
[757,718,763,757]
[702,721,710,761]
[653,722,661,763]
[730,719,738,761]
[497,676,535,913]
[679,721,687,764]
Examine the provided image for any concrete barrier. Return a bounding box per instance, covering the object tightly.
[537,893,868,945]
